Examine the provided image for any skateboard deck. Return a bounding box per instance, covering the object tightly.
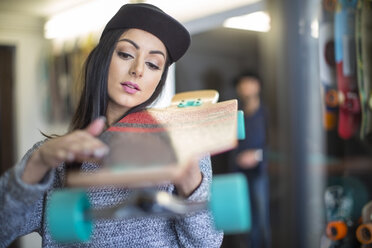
[357,0,372,141]
[334,0,361,139]
[324,176,369,246]
[46,90,251,243]
[319,0,338,131]
[65,90,238,187]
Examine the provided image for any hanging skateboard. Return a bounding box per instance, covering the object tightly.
[324,176,369,247]
[319,0,339,131]
[334,0,361,139]
[356,0,372,142]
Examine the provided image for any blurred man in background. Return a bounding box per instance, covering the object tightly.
[230,71,271,248]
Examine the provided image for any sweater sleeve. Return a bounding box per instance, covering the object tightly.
[174,155,224,248]
[0,141,55,248]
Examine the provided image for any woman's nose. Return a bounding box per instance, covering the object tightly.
[129,59,144,78]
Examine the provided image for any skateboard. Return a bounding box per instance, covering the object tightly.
[324,176,368,247]
[46,90,250,243]
[356,0,372,141]
[319,0,338,131]
[334,0,361,139]
[356,201,372,246]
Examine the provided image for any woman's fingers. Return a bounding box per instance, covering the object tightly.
[63,133,109,162]
[23,117,109,184]
[38,118,109,168]
[86,116,106,136]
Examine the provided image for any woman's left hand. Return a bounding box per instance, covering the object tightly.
[173,159,202,198]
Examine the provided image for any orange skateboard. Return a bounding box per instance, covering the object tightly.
[47,90,250,243]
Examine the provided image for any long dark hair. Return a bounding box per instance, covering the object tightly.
[69,29,170,131]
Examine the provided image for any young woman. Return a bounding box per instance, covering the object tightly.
[0,4,223,247]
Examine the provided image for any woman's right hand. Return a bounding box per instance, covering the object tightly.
[22,117,109,184]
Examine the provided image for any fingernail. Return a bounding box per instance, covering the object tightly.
[94,147,109,158]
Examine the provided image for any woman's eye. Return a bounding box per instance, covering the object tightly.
[146,62,160,70]
[117,52,132,59]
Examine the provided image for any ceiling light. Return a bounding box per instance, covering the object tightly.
[223,11,270,32]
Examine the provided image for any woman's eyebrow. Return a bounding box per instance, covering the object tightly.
[149,50,165,59]
[118,38,165,59]
[118,38,139,49]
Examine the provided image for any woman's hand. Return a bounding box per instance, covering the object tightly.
[22,117,109,184]
[173,159,202,198]
[236,149,262,169]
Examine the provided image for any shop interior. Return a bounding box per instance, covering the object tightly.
[1,0,372,247]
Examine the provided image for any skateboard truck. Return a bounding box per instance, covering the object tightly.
[177,99,202,108]
[47,173,251,243]
[87,190,207,220]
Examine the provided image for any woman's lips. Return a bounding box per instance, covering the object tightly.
[121,82,140,94]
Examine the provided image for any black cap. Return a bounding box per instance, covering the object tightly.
[101,3,191,63]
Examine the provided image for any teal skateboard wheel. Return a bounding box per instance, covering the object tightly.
[47,189,93,243]
[209,173,251,233]
[237,110,246,140]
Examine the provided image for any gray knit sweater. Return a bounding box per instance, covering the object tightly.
[0,141,223,247]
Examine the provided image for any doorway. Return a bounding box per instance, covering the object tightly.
[0,45,18,248]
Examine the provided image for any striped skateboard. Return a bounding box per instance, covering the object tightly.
[335,0,361,139]
[46,90,251,243]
